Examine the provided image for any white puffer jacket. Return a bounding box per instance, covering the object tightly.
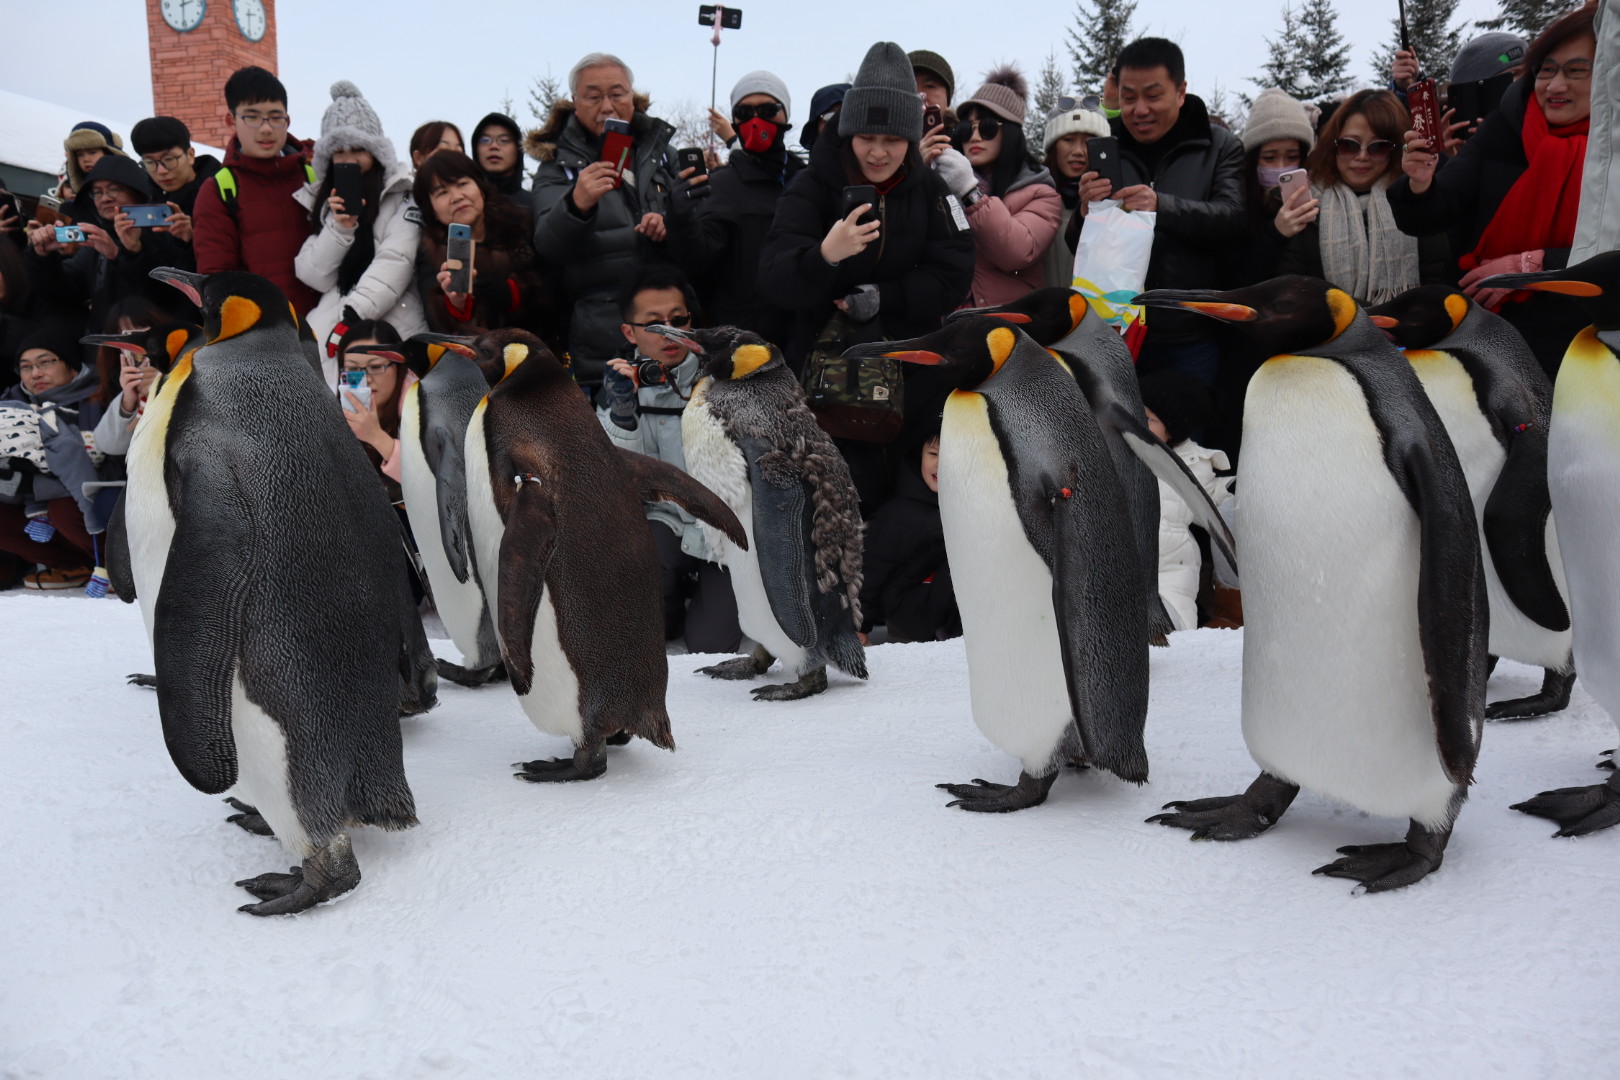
[295,161,427,383]
[1157,439,1235,632]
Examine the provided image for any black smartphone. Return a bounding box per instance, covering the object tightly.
[841,184,878,225]
[333,162,365,217]
[923,102,943,131]
[446,222,475,295]
[676,147,707,178]
[1087,136,1123,190]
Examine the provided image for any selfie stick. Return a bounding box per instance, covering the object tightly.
[1397,0,1420,76]
[710,6,724,123]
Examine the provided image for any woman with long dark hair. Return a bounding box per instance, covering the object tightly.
[334,318,410,503]
[408,120,463,170]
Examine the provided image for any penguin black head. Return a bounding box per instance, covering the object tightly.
[1478,250,1620,331]
[426,328,561,388]
[150,268,297,345]
[1366,285,1475,349]
[946,287,1089,347]
[81,320,203,375]
[1136,276,1364,358]
[644,324,780,381]
[349,335,455,380]
[847,316,1030,390]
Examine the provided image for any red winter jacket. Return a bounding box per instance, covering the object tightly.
[193,136,320,315]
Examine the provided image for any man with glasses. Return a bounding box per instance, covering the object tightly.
[532,51,677,399]
[471,112,528,204]
[193,66,320,315]
[129,116,223,251]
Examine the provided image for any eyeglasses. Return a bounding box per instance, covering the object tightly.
[1535,59,1593,81]
[1335,137,1396,160]
[235,111,290,129]
[18,357,65,376]
[732,103,782,124]
[1055,94,1103,113]
[343,359,400,377]
[477,134,515,147]
[577,89,632,108]
[954,115,1002,143]
[626,313,693,329]
[140,152,186,173]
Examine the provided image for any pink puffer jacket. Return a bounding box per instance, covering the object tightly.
[962,166,1064,307]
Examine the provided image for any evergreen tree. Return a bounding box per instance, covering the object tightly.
[1372,0,1465,84]
[1252,3,1314,101]
[1029,51,1070,151]
[1067,0,1137,94]
[1299,0,1352,99]
[1476,0,1571,38]
[1207,81,1247,136]
[529,72,564,123]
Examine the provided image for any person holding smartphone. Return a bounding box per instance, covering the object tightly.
[1038,96,1111,292]
[331,319,412,504]
[1227,89,1319,287]
[86,296,167,459]
[295,81,427,384]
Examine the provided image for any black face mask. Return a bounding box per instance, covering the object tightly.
[953,114,1001,144]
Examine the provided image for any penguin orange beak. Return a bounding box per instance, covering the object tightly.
[947,306,1031,324]
[1476,272,1603,297]
[645,324,704,354]
[1368,315,1399,329]
[81,333,147,354]
[415,332,478,359]
[1135,289,1259,323]
[149,267,207,308]
[880,350,945,365]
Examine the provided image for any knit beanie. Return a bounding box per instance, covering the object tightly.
[1042,98,1110,151]
[314,80,399,178]
[16,322,85,372]
[1138,372,1212,446]
[1449,32,1528,84]
[731,70,792,120]
[959,65,1029,125]
[1241,88,1316,152]
[908,50,956,103]
[841,42,924,142]
[63,122,128,193]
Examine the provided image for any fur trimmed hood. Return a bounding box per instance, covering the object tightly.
[524,92,655,162]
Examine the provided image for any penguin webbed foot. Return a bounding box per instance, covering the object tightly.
[236,834,360,916]
[1486,668,1576,721]
[1312,820,1449,893]
[750,666,828,702]
[698,646,774,681]
[938,770,1058,813]
[127,673,157,689]
[223,797,274,837]
[1146,772,1299,841]
[513,741,609,783]
[434,658,508,687]
[1511,774,1620,837]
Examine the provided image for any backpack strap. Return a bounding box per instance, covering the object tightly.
[214,167,238,217]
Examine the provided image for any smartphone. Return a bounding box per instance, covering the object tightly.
[341,383,373,413]
[445,222,475,295]
[38,194,63,212]
[923,102,943,131]
[1276,168,1309,203]
[54,225,86,243]
[1086,136,1123,190]
[600,117,634,189]
[332,162,364,217]
[841,184,877,226]
[1407,78,1446,151]
[675,147,707,179]
[124,204,172,228]
[1446,72,1512,133]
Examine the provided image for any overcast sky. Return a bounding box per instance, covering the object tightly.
[4,0,1503,152]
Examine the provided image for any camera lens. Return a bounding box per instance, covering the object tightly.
[636,359,668,386]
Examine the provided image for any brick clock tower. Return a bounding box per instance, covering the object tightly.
[146,0,279,149]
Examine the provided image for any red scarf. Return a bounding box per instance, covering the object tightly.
[1461,103,1588,271]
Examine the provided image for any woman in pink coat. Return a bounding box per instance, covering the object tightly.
[937,66,1063,308]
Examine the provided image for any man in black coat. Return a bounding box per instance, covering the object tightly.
[130,116,222,267]
[472,111,528,206]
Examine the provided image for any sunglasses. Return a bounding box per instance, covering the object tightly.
[1055,94,1103,113]
[954,115,1002,143]
[732,103,782,124]
[626,313,693,329]
[1335,137,1396,160]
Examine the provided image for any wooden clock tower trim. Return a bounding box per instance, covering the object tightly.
[146,0,280,150]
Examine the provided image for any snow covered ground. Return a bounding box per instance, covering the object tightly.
[3,590,1616,1079]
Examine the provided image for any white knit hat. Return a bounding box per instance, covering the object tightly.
[1241,88,1315,152]
[1041,99,1110,152]
[731,70,791,120]
[314,80,399,177]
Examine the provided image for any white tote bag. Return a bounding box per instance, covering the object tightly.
[1071,199,1156,355]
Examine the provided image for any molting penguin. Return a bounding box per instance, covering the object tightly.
[1480,252,1620,835]
[105,267,436,915]
[1369,285,1574,719]
[953,287,1237,643]
[650,325,869,701]
[349,335,505,688]
[458,328,747,781]
[847,318,1149,810]
[1137,277,1486,891]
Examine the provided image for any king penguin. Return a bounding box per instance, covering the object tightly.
[846,318,1150,810]
[1137,277,1486,891]
[1369,285,1574,718]
[348,335,505,688]
[458,328,747,781]
[952,287,1236,643]
[648,325,869,701]
[1481,252,1620,835]
[104,267,436,915]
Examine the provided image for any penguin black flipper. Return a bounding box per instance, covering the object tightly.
[739,435,820,651]
[1482,427,1570,632]
[1113,414,1239,571]
[427,421,474,584]
[494,479,558,696]
[105,490,136,603]
[614,447,749,549]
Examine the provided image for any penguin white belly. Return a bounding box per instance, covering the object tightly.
[1411,352,1571,668]
[228,672,314,858]
[401,390,490,667]
[123,368,185,645]
[1241,358,1456,826]
[681,392,808,672]
[512,591,585,741]
[1549,334,1620,724]
[463,408,505,622]
[939,392,1074,774]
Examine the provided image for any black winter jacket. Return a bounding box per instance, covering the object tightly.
[1111,96,1246,342]
[667,146,805,347]
[859,462,960,642]
[757,133,976,369]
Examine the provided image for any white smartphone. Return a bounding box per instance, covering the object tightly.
[337,371,372,413]
[1277,168,1309,203]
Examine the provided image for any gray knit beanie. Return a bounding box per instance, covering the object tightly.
[1449,32,1528,84]
[840,42,924,142]
[731,70,792,120]
[1241,88,1315,152]
[314,80,399,177]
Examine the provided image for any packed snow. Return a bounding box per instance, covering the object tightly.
[2,590,1615,1078]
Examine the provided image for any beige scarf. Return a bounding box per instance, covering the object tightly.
[1315,177,1421,306]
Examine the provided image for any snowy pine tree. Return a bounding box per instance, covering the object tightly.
[529,72,564,122]
[1477,0,1571,38]
[1029,52,1070,151]
[1299,0,1352,99]
[1372,0,1465,83]
[1068,0,1138,94]
[1207,82,1248,135]
[1252,4,1315,101]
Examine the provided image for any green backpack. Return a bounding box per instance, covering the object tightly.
[800,310,904,443]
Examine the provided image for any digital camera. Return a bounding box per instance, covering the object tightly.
[634,358,670,387]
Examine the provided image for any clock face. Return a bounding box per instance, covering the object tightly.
[233,0,266,41]
[159,0,206,32]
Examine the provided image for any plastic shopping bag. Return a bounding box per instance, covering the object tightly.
[1072,199,1156,358]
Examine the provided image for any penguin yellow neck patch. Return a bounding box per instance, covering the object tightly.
[426,344,446,370]
[500,344,528,381]
[1325,288,1357,340]
[212,296,261,344]
[986,326,1016,374]
[1443,293,1469,331]
[730,344,772,378]
[1067,292,1089,331]
[164,329,190,364]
